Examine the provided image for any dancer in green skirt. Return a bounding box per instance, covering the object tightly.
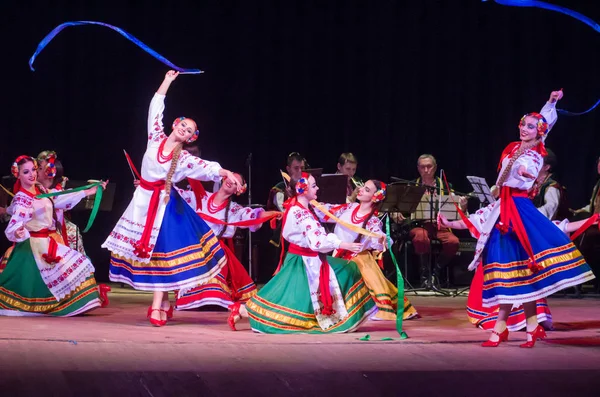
[0,155,108,316]
[228,173,376,333]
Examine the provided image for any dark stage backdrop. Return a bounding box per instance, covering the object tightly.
[1,0,599,281]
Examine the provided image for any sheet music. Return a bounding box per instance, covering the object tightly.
[412,194,460,221]
[466,176,496,204]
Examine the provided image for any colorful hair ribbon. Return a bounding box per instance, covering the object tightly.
[29,21,203,74]
[484,1,600,116]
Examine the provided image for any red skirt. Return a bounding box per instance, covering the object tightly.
[176,238,257,310]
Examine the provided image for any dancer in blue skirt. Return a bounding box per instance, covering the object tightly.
[103,70,241,327]
[439,89,595,348]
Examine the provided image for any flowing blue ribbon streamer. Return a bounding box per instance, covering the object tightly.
[484,1,600,116]
[29,21,203,74]
[483,1,600,33]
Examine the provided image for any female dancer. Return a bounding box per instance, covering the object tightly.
[36,150,87,254]
[103,70,239,327]
[176,173,278,309]
[0,156,107,316]
[326,180,418,320]
[229,173,376,333]
[439,89,595,347]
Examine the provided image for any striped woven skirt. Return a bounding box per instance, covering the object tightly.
[246,253,376,334]
[482,197,595,307]
[109,189,226,292]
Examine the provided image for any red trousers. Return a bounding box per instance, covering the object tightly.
[409,222,459,258]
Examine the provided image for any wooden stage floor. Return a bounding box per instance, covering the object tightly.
[1,284,599,396]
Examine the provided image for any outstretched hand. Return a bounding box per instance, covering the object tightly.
[549,89,563,103]
[437,213,452,229]
[85,180,109,196]
[164,70,180,82]
[340,242,363,253]
[14,226,26,239]
[517,166,535,180]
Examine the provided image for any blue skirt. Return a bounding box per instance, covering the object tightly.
[482,197,595,306]
[109,189,225,291]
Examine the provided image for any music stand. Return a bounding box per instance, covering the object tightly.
[406,184,455,296]
[315,174,347,204]
[305,168,324,178]
[466,176,495,206]
[381,183,426,291]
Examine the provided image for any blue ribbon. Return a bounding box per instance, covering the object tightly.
[484,1,600,116]
[483,1,600,33]
[29,21,203,74]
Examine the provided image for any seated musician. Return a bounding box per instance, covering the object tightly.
[529,149,569,220]
[408,154,467,289]
[335,152,363,199]
[571,155,600,290]
[267,152,306,212]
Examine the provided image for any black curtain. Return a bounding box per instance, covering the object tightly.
[1,0,599,281]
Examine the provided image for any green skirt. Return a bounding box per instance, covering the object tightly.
[0,240,101,316]
[247,253,376,333]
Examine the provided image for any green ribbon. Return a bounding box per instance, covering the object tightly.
[36,182,103,233]
[386,214,408,339]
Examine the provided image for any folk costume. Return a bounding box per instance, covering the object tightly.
[324,201,418,321]
[176,188,262,309]
[0,157,103,316]
[245,175,376,333]
[464,101,594,312]
[102,92,226,292]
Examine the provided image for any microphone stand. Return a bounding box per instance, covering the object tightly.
[246,153,253,280]
[430,170,450,296]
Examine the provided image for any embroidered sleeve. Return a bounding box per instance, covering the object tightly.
[5,193,33,242]
[539,101,557,142]
[52,190,86,210]
[363,216,386,251]
[229,202,265,232]
[175,151,223,183]
[148,93,168,144]
[295,208,341,253]
[508,151,542,189]
[175,187,197,210]
[552,219,570,234]
[468,201,497,235]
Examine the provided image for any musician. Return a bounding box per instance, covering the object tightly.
[267,152,307,249]
[572,155,600,217]
[571,155,600,291]
[409,154,466,289]
[267,152,306,212]
[529,149,568,220]
[336,152,363,197]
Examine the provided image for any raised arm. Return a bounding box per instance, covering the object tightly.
[157,70,179,95]
[148,71,179,143]
[540,89,563,141]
